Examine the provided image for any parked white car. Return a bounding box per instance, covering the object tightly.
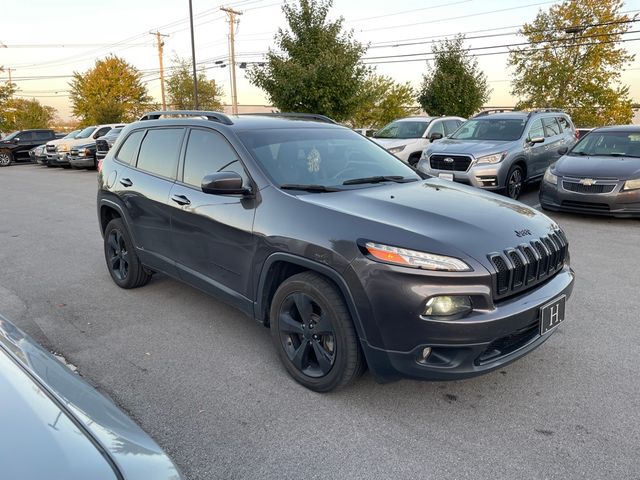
[46,123,125,167]
[371,116,465,166]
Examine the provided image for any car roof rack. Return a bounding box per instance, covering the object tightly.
[473,108,518,118]
[139,110,234,125]
[527,108,565,118]
[240,112,337,124]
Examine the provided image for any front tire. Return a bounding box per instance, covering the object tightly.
[505,164,525,200]
[0,150,13,167]
[270,271,365,392]
[103,218,152,289]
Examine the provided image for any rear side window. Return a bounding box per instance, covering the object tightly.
[136,128,184,179]
[542,117,560,137]
[34,131,52,141]
[115,130,145,165]
[557,116,572,133]
[182,129,246,187]
[528,119,544,140]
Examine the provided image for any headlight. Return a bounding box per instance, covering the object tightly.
[424,295,472,316]
[57,144,70,152]
[544,169,558,185]
[387,145,406,154]
[622,179,640,191]
[476,152,506,164]
[364,242,472,271]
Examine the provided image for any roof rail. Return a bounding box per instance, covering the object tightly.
[527,108,565,118]
[138,110,234,125]
[473,108,518,118]
[240,112,337,124]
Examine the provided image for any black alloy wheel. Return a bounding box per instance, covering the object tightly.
[270,271,365,392]
[506,165,524,200]
[103,218,152,289]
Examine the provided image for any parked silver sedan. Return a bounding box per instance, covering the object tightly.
[540,125,640,218]
[0,314,182,480]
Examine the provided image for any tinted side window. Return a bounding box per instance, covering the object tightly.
[182,129,247,187]
[94,127,111,138]
[34,131,52,141]
[429,121,445,137]
[557,116,571,133]
[443,120,461,135]
[136,128,184,179]
[542,117,560,137]
[18,131,34,141]
[528,119,544,140]
[115,130,145,165]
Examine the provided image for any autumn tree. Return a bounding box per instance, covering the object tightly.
[350,74,415,128]
[508,0,634,126]
[417,36,491,118]
[1,98,56,131]
[165,56,224,111]
[248,0,369,122]
[69,55,152,125]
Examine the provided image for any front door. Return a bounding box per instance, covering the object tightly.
[525,119,547,176]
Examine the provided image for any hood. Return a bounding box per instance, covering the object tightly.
[371,138,421,149]
[426,138,517,157]
[299,179,559,266]
[554,154,640,180]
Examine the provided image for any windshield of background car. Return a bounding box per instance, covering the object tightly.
[237,128,421,188]
[76,127,96,139]
[63,130,81,139]
[374,121,430,139]
[570,131,640,158]
[3,131,20,141]
[106,128,122,137]
[450,118,526,141]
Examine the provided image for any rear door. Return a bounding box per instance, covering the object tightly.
[169,127,257,310]
[112,127,185,275]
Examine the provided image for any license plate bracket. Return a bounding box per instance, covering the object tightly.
[438,173,454,181]
[539,295,566,335]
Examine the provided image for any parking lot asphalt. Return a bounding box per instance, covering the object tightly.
[1,164,639,480]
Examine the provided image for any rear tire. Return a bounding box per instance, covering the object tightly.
[103,218,152,289]
[270,271,365,392]
[0,150,13,167]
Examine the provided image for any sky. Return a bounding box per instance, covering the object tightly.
[1,0,639,121]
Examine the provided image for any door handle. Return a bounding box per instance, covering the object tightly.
[119,177,133,187]
[171,194,191,206]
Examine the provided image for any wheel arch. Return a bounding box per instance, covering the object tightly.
[510,158,528,180]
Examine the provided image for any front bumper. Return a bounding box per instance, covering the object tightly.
[68,155,96,168]
[417,156,506,191]
[540,178,640,218]
[347,258,574,382]
[47,152,70,166]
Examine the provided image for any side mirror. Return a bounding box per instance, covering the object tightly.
[13,137,20,144]
[429,132,444,142]
[557,146,568,155]
[529,136,545,145]
[201,171,249,195]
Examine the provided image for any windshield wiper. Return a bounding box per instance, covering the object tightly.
[280,183,341,192]
[608,153,640,158]
[569,151,588,156]
[342,176,417,185]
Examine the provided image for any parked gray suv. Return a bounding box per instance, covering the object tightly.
[417,110,577,199]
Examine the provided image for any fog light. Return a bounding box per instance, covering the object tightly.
[421,347,432,360]
[424,295,472,316]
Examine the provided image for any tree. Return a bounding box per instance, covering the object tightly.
[349,74,415,128]
[248,0,369,122]
[165,56,224,110]
[508,0,634,126]
[1,98,56,131]
[417,36,490,118]
[69,55,152,125]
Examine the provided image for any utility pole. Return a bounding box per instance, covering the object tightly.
[150,31,170,110]
[221,6,243,115]
[188,0,199,109]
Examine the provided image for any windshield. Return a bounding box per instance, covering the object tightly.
[375,121,430,139]
[3,131,20,141]
[76,127,96,139]
[106,128,122,137]
[237,128,420,189]
[63,129,81,139]
[451,118,526,141]
[570,131,640,157]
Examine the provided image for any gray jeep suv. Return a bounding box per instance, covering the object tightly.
[418,110,577,199]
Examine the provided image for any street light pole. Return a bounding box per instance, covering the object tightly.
[188,0,199,109]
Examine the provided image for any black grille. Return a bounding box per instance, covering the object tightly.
[70,148,79,156]
[96,139,109,154]
[430,154,472,171]
[489,232,568,299]
[476,320,539,364]
[561,200,610,211]
[46,144,56,153]
[562,181,616,194]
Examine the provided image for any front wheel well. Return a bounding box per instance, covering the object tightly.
[99,205,122,235]
[259,261,308,326]
[509,159,528,181]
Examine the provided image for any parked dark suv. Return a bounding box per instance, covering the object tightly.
[97,111,575,392]
[0,129,57,166]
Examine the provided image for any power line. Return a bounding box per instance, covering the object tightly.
[348,0,475,23]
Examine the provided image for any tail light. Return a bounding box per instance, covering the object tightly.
[97,159,103,172]
[574,129,580,140]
